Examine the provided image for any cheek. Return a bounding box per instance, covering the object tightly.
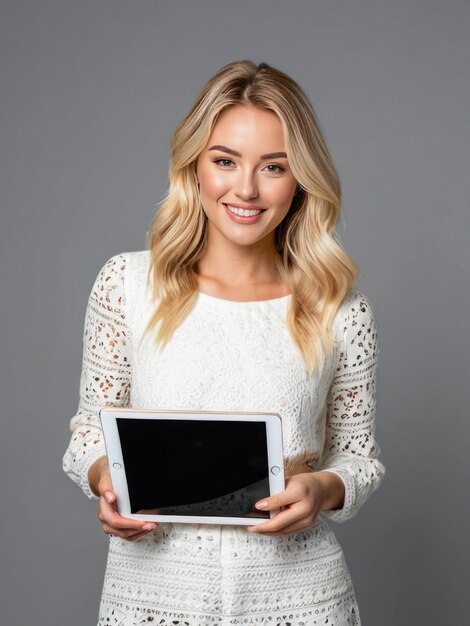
[265,182,296,208]
[199,169,228,198]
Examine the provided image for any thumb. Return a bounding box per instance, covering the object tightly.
[103,490,115,504]
[98,467,115,504]
[255,489,292,510]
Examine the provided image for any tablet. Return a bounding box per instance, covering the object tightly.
[99,407,286,526]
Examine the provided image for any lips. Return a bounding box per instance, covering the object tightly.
[223,203,267,212]
[223,203,266,223]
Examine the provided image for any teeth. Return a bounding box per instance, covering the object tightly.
[227,205,263,217]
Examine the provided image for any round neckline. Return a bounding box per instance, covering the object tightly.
[196,290,292,304]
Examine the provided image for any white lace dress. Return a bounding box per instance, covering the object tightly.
[62,250,385,626]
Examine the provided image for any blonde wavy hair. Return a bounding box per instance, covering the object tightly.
[140,59,360,376]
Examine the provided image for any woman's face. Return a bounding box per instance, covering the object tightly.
[196,105,298,249]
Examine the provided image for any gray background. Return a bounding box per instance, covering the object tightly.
[1,1,468,624]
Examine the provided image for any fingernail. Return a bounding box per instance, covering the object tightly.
[255,500,268,509]
[143,524,155,531]
[104,492,114,503]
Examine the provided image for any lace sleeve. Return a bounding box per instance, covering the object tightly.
[317,291,386,523]
[62,253,132,500]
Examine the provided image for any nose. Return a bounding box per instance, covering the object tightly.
[234,170,259,200]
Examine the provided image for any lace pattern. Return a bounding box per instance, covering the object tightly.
[96,519,361,625]
[97,591,360,625]
[63,250,385,625]
[316,291,385,523]
[62,254,132,499]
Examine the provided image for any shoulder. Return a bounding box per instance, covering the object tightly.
[90,250,148,309]
[340,291,380,366]
[333,290,379,359]
[340,290,377,331]
[93,250,149,284]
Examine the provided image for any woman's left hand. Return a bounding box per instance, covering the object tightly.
[246,472,334,536]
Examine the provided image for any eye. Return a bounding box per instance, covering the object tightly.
[213,158,285,174]
[213,158,235,167]
[264,163,285,174]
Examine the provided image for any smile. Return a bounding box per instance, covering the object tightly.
[226,205,263,216]
[223,203,266,224]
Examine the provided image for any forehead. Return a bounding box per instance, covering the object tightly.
[207,105,285,151]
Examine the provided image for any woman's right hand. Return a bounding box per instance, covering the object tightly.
[88,455,158,542]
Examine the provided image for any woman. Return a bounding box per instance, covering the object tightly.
[63,59,385,625]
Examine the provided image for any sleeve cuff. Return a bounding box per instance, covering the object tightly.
[317,468,356,524]
[78,444,107,501]
[62,442,106,500]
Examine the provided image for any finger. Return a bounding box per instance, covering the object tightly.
[248,502,310,533]
[278,517,318,535]
[101,523,154,540]
[127,529,155,542]
[97,475,116,506]
[96,463,117,502]
[111,513,157,532]
[251,517,317,536]
[99,499,157,533]
[103,490,116,505]
[101,522,131,539]
[254,483,306,513]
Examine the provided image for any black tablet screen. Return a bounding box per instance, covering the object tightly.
[116,418,271,518]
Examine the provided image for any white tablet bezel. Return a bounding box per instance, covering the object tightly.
[99,407,285,526]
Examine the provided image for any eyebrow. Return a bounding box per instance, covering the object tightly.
[208,145,288,159]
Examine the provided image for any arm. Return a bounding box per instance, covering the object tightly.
[316,291,386,523]
[62,253,132,500]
